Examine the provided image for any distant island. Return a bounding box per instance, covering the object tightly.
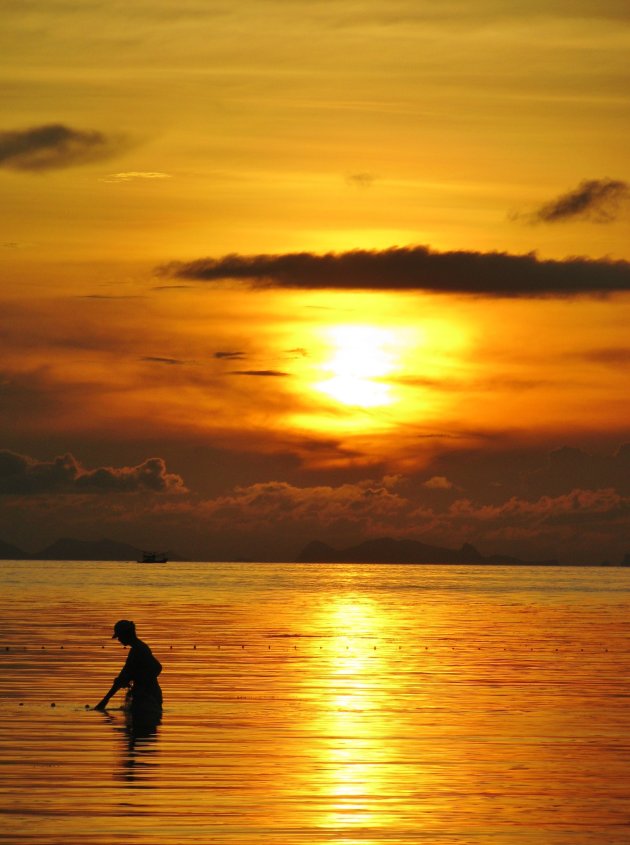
[1,534,629,566]
[0,537,184,562]
[298,537,564,566]
[296,540,625,566]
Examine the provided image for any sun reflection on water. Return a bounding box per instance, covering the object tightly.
[3,562,630,844]
[309,598,393,839]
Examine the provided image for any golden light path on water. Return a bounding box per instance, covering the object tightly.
[2,561,630,844]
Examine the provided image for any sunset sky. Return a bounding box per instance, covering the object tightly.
[2,0,630,562]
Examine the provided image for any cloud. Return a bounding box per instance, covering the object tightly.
[519,178,630,224]
[577,347,630,367]
[191,477,410,533]
[520,444,630,500]
[150,469,630,563]
[214,351,247,360]
[78,294,145,300]
[101,171,171,183]
[448,487,628,531]
[3,444,629,563]
[395,373,552,393]
[0,124,128,172]
[0,450,186,495]
[346,172,376,189]
[423,475,453,490]
[229,369,290,377]
[159,245,630,298]
[141,356,186,365]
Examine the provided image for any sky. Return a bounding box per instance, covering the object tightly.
[1,0,630,562]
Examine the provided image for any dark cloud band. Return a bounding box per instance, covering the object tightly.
[159,245,630,298]
[0,124,128,171]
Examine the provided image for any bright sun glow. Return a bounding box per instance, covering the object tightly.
[315,325,399,408]
[288,305,471,441]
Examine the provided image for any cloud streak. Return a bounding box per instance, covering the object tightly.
[0,450,186,495]
[101,171,171,183]
[574,347,630,367]
[229,369,290,377]
[160,245,630,298]
[0,124,128,171]
[522,178,630,224]
[214,351,247,360]
[141,356,186,365]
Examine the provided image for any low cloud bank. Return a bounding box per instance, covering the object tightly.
[192,476,628,535]
[0,450,186,494]
[149,472,629,563]
[160,245,630,298]
[2,445,629,562]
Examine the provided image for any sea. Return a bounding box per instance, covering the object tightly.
[1,559,630,845]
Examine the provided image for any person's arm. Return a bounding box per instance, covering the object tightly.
[94,677,125,710]
[94,652,134,710]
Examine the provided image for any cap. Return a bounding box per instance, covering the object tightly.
[112,619,136,639]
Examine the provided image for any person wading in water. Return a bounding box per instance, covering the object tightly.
[95,620,163,725]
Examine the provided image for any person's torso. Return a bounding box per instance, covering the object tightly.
[126,640,162,684]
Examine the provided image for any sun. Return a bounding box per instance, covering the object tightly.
[314,325,399,408]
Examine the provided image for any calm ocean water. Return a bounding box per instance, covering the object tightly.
[1,560,630,844]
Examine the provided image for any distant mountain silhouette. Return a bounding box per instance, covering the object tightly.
[35,537,145,560]
[0,538,28,559]
[297,537,559,566]
[0,536,185,561]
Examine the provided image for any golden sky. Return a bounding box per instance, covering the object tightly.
[1,0,630,562]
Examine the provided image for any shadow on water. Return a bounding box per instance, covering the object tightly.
[100,710,162,786]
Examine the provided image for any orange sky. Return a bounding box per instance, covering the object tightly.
[1,1,630,562]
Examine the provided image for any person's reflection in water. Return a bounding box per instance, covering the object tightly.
[100,710,161,785]
[94,619,163,730]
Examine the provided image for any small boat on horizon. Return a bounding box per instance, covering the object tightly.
[138,551,168,563]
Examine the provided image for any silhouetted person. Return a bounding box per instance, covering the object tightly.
[95,620,163,727]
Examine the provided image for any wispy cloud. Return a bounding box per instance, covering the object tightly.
[101,171,171,183]
[229,369,290,377]
[214,351,247,360]
[516,178,630,224]
[159,245,630,298]
[0,124,129,171]
[141,356,186,365]
[577,347,630,367]
[77,294,145,300]
[346,172,376,189]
